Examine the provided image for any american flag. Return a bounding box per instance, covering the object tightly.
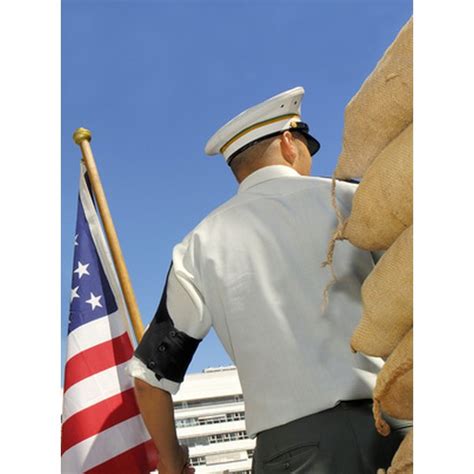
[61,163,158,473]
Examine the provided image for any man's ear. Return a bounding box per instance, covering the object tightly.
[280,131,298,165]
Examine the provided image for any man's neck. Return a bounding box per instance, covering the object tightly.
[236,160,293,184]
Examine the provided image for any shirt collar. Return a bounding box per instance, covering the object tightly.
[238,165,301,193]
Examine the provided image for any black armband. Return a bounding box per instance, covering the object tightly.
[134,265,201,383]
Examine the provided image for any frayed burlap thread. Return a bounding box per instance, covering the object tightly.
[321,174,347,312]
[330,173,348,231]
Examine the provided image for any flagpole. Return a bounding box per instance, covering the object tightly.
[73,127,145,343]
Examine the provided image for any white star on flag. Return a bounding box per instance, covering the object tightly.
[74,261,90,279]
[71,286,80,302]
[74,234,79,246]
[86,292,103,310]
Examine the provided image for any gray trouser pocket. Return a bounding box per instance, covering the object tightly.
[262,443,320,473]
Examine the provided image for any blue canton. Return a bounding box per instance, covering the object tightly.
[68,182,118,334]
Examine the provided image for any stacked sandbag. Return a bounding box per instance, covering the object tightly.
[351,226,413,358]
[335,17,413,180]
[325,15,414,472]
[342,124,413,251]
[324,16,413,260]
[388,430,414,474]
[373,329,413,436]
[376,430,413,474]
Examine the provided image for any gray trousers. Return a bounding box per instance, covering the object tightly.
[251,400,412,474]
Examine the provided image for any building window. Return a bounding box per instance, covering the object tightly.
[189,456,206,466]
[198,414,227,425]
[174,401,189,409]
[180,436,209,448]
[208,431,248,444]
[226,411,245,422]
[176,418,199,428]
[180,431,248,448]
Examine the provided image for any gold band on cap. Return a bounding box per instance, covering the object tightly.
[220,113,300,154]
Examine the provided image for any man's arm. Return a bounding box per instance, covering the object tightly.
[129,257,211,472]
[134,378,194,473]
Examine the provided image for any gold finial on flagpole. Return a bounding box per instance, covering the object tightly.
[73,127,92,145]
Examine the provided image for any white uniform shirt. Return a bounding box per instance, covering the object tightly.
[129,165,383,438]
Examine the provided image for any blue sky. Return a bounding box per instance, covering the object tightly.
[61,0,412,379]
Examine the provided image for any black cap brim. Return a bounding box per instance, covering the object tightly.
[301,131,321,156]
[288,122,320,156]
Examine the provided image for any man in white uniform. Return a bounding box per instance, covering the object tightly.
[129,87,410,473]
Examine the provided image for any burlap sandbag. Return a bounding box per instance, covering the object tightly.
[373,329,413,436]
[342,123,412,251]
[388,429,413,474]
[351,225,412,358]
[335,17,413,180]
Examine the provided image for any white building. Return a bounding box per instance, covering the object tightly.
[173,366,255,473]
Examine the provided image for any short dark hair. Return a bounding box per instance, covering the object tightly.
[229,135,277,174]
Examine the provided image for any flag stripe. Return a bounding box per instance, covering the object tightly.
[62,388,140,455]
[66,311,129,360]
[85,439,158,474]
[64,332,133,392]
[61,415,151,473]
[62,361,132,423]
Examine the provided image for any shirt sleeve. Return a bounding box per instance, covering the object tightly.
[128,236,212,393]
[334,179,358,216]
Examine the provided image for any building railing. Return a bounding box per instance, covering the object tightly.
[174,394,244,410]
[180,430,249,448]
[176,411,246,428]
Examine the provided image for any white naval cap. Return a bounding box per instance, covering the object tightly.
[205,86,320,165]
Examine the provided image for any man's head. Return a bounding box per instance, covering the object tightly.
[229,130,313,183]
[205,86,320,179]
